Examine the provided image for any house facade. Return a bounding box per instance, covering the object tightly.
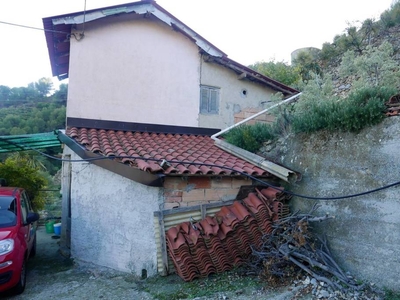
[44,1,297,130]
[44,1,298,277]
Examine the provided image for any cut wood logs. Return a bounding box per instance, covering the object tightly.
[245,204,363,291]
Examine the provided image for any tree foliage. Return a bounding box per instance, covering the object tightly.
[0,78,60,107]
[0,79,66,180]
[0,154,48,210]
[379,0,400,29]
[248,60,301,88]
[0,80,67,135]
[52,83,68,104]
[292,50,321,83]
[339,41,400,89]
[227,6,400,152]
[34,77,54,97]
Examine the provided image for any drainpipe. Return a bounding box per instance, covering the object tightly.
[211,92,302,182]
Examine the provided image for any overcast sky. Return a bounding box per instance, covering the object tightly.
[0,0,394,88]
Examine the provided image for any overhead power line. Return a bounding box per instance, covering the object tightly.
[0,20,68,35]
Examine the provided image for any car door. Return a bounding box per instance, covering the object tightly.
[19,192,34,253]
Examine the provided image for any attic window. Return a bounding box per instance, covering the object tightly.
[200,86,220,114]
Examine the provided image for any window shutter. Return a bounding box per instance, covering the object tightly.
[209,89,218,113]
[200,87,209,113]
[199,86,219,114]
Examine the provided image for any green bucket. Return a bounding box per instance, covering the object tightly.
[45,220,55,234]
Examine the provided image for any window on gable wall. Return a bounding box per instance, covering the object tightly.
[200,85,220,114]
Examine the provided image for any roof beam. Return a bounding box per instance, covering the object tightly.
[238,72,247,80]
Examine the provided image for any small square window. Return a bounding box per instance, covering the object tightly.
[200,86,220,114]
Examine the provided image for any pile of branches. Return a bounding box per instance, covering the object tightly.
[245,204,362,291]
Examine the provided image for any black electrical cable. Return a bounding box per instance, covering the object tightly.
[30,147,400,201]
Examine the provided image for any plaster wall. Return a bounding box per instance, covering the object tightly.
[199,61,276,129]
[63,147,162,277]
[66,14,279,130]
[268,117,400,290]
[67,15,200,127]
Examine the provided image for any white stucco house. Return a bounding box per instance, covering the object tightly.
[43,1,299,277]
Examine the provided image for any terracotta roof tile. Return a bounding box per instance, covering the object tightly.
[66,127,273,177]
[166,187,291,281]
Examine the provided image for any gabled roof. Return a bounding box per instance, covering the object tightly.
[42,1,298,95]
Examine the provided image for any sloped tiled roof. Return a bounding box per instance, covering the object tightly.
[166,187,291,281]
[66,127,272,177]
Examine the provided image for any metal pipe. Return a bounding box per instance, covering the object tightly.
[211,92,302,140]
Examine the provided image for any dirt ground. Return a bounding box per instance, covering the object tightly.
[0,225,307,300]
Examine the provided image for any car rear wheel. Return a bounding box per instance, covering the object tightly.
[13,258,26,295]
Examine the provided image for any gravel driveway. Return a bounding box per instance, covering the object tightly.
[0,226,310,300]
[1,226,153,299]
[0,225,387,300]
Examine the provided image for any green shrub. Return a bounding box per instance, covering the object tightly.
[223,123,276,153]
[291,86,395,133]
[320,42,340,65]
[385,288,400,300]
[339,42,399,89]
[224,85,395,153]
[380,0,400,29]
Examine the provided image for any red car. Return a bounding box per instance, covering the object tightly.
[0,187,39,295]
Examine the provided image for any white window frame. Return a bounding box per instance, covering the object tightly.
[200,85,220,114]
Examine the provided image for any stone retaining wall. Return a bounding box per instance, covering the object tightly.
[263,117,400,291]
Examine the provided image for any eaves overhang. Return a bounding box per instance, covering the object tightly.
[204,55,299,96]
[43,0,227,80]
[57,129,164,187]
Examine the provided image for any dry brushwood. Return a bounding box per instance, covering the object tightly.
[245,204,362,291]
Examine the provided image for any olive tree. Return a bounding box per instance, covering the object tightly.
[339,41,400,89]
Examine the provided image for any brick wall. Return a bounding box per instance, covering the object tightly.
[163,177,250,209]
[234,107,275,125]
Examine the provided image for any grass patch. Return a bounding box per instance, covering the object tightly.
[141,270,262,300]
[385,288,400,300]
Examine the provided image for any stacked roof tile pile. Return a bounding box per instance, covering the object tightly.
[165,186,291,281]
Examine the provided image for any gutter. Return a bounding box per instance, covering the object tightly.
[211,93,302,182]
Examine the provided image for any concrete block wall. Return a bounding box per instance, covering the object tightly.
[269,117,400,291]
[163,177,250,209]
